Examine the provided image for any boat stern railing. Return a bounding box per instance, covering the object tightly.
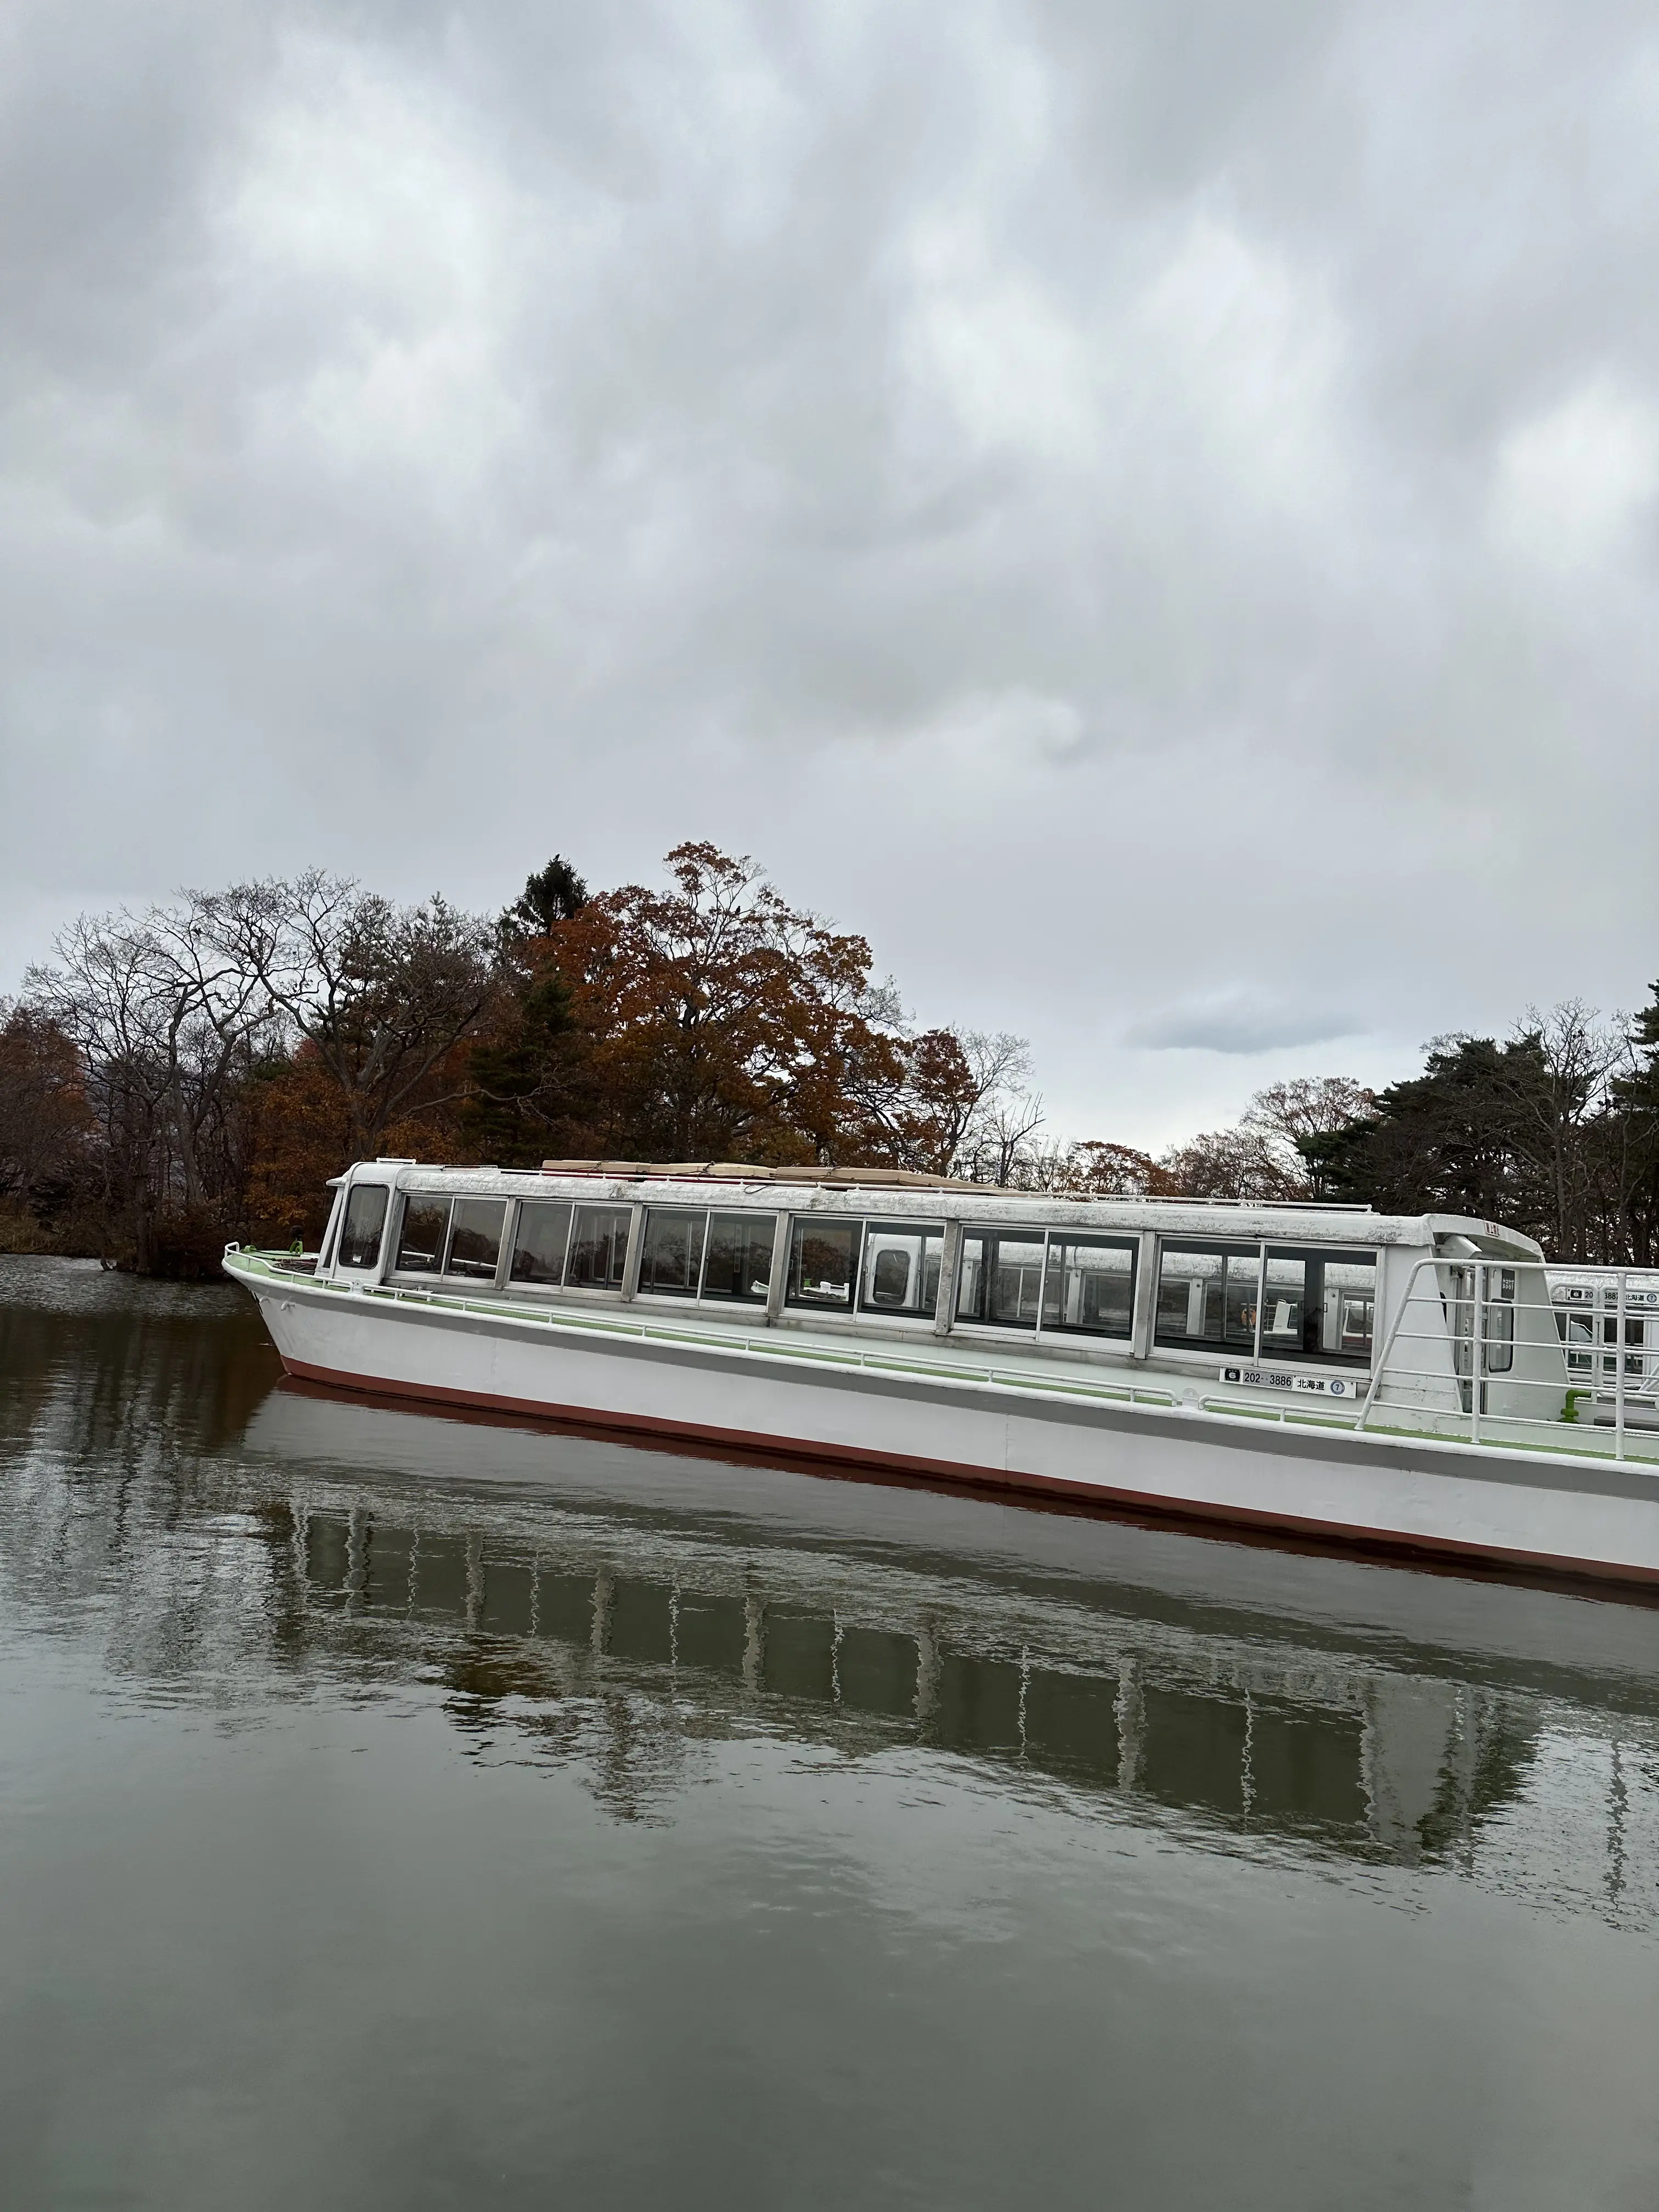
[1358,1257,1659,1464]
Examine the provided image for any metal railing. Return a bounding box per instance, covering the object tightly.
[227,1247,1180,1415]
[228,1245,1659,1469]
[1356,1257,1659,1465]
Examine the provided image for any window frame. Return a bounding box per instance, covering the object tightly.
[636,1206,709,1299]
[506,1197,575,1290]
[1037,1231,1139,1341]
[951,1224,1139,1342]
[563,1203,634,1293]
[1152,1238,1261,1357]
[1152,1235,1379,1368]
[318,1183,346,1272]
[696,1210,780,1305]
[856,1220,946,1322]
[335,1182,391,1274]
[1256,1243,1379,1370]
[785,1216,867,1314]
[443,1196,509,1284]
[391,1190,453,1277]
[632,1210,948,1326]
[952,1225,1049,1331]
[535,1203,782,1307]
[486,1194,1382,1374]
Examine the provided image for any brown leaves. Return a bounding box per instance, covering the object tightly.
[528,843,974,1170]
[0,1002,94,1205]
[13,844,1040,1266]
[242,1046,354,1246]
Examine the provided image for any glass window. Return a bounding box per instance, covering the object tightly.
[1155,1243,1260,1352]
[1480,1266,1515,1375]
[510,1200,572,1285]
[445,1198,506,1281]
[639,1209,706,1296]
[566,1205,631,1289]
[702,1213,776,1302]
[1041,1235,1137,1338]
[1259,1246,1378,1366]
[787,1220,862,1310]
[957,1231,1046,1329]
[1559,1307,1595,1374]
[859,1224,944,1318]
[396,1193,450,1273]
[1446,1267,1475,1380]
[1600,1311,1644,1380]
[337,1184,389,1271]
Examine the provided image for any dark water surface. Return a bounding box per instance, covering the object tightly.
[3,1258,1658,2210]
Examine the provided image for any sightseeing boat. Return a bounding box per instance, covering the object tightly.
[223,1159,1659,1588]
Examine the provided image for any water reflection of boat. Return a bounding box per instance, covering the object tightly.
[240,1385,1659,1905]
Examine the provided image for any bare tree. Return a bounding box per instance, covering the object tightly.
[951,1032,1046,1185]
[1503,1002,1622,1259]
[204,873,498,1156]
[26,898,280,1263]
[1157,1125,1307,1202]
[1244,1077,1375,1156]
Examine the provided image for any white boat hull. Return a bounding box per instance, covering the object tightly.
[230,1257,1659,1589]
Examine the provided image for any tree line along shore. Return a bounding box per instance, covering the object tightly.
[3,843,1657,1276]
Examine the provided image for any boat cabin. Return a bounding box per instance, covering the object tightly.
[303,1159,1565,1425]
[1547,1270,1659,1417]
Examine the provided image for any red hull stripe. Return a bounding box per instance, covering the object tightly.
[281,1354,1659,1592]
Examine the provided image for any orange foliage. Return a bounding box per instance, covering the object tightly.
[0,1005,93,1199]
[242,844,985,1228]
[534,843,975,1170]
[244,1047,354,1245]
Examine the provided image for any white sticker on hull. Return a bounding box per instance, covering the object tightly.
[1220,1365,1354,1397]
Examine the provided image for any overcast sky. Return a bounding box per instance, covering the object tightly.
[3,0,1657,1146]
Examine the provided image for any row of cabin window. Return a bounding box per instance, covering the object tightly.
[389,1198,945,1318]
[1557,1308,1651,1379]
[1153,1243,1377,1366]
[958,1235,1376,1363]
[375,1194,1135,1334]
[348,1188,1378,1362]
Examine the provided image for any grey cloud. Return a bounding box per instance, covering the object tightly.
[2,0,1657,1147]
[1126,997,1362,1056]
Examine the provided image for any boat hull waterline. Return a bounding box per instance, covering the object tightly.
[229,1256,1659,1588]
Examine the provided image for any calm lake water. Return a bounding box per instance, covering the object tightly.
[3,1258,1659,2210]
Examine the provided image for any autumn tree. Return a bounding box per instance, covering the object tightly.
[1057,1079,1376,1206]
[1155,1124,1308,1202]
[1052,1141,1164,1196]
[0,1003,95,1242]
[532,843,978,1169]
[205,873,498,1160]
[241,1045,356,1247]
[38,845,1657,1277]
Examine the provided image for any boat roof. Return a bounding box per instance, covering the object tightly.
[348,1156,1544,1257]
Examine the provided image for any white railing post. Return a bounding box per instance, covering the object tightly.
[1616,1269,1628,1462]
[1358,1256,1430,1430]
[1470,1262,1483,1447]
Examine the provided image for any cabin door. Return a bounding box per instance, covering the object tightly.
[1444,1263,1515,1417]
[1445,1266,1475,1414]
